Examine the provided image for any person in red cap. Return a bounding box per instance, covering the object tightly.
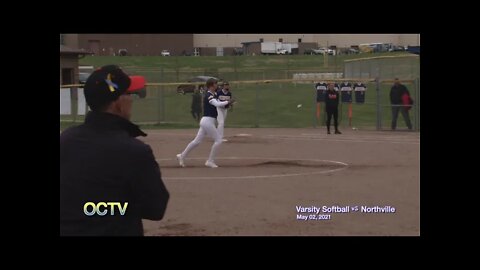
[60,65,169,236]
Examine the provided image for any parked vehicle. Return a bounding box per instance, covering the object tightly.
[118,49,128,56]
[389,45,406,52]
[313,48,335,55]
[161,50,171,56]
[78,72,91,84]
[261,42,288,55]
[304,49,313,55]
[233,47,244,55]
[405,46,420,55]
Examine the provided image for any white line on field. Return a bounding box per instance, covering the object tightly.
[263,135,419,145]
[156,157,348,180]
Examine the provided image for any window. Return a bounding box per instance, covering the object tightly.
[279,38,283,42]
[298,38,302,43]
[259,38,264,42]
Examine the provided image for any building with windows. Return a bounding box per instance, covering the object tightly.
[60,34,420,56]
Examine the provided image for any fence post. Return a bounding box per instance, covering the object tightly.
[414,77,420,131]
[155,86,159,124]
[233,56,238,81]
[72,87,77,123]
[376,78,381,131]
[161,86,165,122]
[255,86,259,128]
[255,73,263,128]
[175,56,179,82]
[313,88,317,128]
[157,68,164,124]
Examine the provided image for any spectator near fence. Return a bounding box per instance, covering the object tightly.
[191,87,202,122]
[390,78,413,130]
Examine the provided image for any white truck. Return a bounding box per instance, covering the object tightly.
[281,43,297,54]
[261,42,288,55]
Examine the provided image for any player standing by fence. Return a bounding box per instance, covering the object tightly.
[390,78,413,130]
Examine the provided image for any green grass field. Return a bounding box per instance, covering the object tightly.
[60,53,419,130]
[79,52,411,82]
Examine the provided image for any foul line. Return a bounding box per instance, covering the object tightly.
[263,135,419,145]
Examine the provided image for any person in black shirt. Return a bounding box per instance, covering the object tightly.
[324,83,342,134]
[390,78,413,130]
[191,87,202,122]
[60,65,169,236]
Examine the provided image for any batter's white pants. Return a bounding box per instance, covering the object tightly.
[180,116,222,163]
[216,107,228,139]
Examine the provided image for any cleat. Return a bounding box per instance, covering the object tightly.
[205,160,218,168]
[176,154,185,167]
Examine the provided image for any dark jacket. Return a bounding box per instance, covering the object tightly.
[324,89,339,110]
[390,84,410,105]
[60,111,169,236]
[191,92,202,110]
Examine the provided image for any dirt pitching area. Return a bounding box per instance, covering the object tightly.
[140,128,420,236]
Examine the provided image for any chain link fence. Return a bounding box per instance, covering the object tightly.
[61,55,419,131]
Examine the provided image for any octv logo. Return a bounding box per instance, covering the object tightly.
[84,202,128,216]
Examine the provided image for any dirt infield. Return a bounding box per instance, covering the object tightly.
[140,128,420,236]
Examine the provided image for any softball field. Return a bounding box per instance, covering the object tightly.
[141,128,420,236]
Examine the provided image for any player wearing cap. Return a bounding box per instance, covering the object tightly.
[60,65,169,236]
[216,81,232,142]
[177,78,235,168]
